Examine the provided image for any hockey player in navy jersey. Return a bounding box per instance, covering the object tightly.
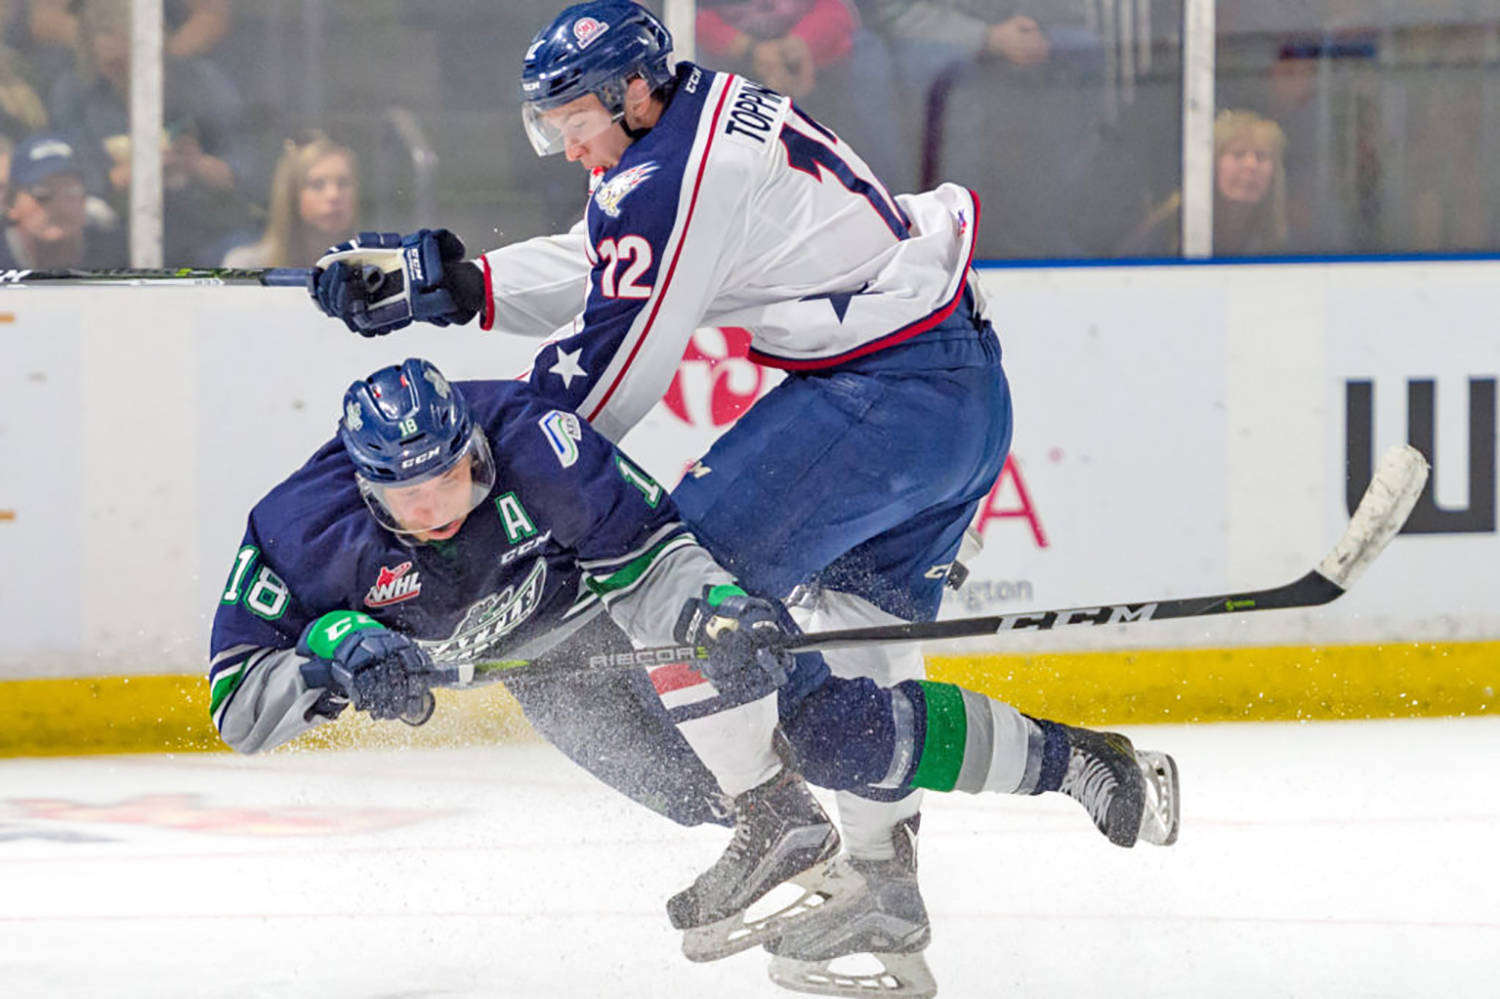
[302,3,1168,994]
[210,358,1179,992]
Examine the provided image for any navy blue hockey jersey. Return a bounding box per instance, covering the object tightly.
[208,379,734,753]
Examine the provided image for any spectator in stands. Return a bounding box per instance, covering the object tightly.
[6,0,232,90]
[697,0,854,99]
[222,132,359,268]
[46,0,256,264]
[0,36,47,138]
[1219,0,1381,250]
[0,131,12,205]
[1118,108,1288,257]
[695,0,909,192]
[0,130,125,268]
[856,0,1106,255]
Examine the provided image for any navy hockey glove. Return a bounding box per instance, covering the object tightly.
[308,228,473,336]
[297,611,436,725]
[673,585,792,700]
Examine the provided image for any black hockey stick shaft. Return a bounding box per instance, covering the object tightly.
[432,444,1428,690]
[430,570,1343,690]
[780,569,1345,651]
[0,266,312,287]
[412,568,1344,716]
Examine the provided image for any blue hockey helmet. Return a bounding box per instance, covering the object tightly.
[520,0,675,156]
[339,358,497,538]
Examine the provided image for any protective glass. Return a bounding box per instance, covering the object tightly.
[523,98,622,157]
[357,427,497,538]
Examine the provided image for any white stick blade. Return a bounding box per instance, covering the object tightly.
[1317,444,1430,590]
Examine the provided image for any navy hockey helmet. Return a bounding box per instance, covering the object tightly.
[339,358,496,538]
[520,0,675,156]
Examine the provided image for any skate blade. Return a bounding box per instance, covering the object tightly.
[1137,750,1180,846]
[682,866,851,963]
[768,950,938,998]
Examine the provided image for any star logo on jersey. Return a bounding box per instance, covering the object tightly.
[365,561,423,608]
[549,347,588,389]
[594,161,658,218]
[572,16,609,49]
[424,367,451,399]
[344,400,364,432]
[799,282,868,324]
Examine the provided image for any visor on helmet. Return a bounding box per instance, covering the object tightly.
[357,427,497,540]
[523,96,623,157]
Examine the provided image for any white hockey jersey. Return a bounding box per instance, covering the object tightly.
[479,63,981,443]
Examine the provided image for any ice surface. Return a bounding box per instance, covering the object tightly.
[2,718,1496,998]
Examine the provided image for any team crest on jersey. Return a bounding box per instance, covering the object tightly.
[538,409,583,467]
[572,17,608,49]
[365,561,422,607]
[594,162,658,218]
[421,559,547,661]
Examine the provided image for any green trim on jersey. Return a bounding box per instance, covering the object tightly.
[584,535,688,599]
[209,663,246,719]
[910,680,968,792]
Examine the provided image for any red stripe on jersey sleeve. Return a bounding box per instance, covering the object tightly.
[480,255,496,331]
[585,78,737,422]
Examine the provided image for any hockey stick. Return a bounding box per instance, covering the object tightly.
[429,444,1428,689]
[0,266,312,287]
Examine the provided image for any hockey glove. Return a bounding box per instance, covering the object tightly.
[674,585,792,701]
[297,611,436,725]
[308,228,474,336]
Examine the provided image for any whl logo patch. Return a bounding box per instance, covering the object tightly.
[365,561,422,607]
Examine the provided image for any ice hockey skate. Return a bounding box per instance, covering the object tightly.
[1058,725,1181,847]
[766,814,937,999]
[667,768,844,962]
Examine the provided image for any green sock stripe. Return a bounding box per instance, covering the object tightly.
[910,680,968,792]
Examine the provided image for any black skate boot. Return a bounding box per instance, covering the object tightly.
[668,768,842,962]
[766,814,938,999]
[1057,725,1151,847]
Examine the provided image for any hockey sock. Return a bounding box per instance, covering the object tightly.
[1025,717,1073,795]
[895,680,1048,795]
[673,692,782,798]
[835,789,923,862]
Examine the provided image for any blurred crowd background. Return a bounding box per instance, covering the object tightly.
[2,0,1498,269]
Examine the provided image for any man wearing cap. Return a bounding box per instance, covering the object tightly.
[0,132,126,270]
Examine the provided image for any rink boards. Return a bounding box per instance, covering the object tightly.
[1,258,1496,753]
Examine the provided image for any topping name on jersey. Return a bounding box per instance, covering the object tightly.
[724,81,786,145]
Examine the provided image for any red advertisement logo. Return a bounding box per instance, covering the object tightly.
[663,327,767,428]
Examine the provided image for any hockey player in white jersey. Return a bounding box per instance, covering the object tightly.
[304,3,1178,995]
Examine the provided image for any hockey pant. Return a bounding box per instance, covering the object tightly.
[672,289,1012,829]
[512,294,1015,823]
